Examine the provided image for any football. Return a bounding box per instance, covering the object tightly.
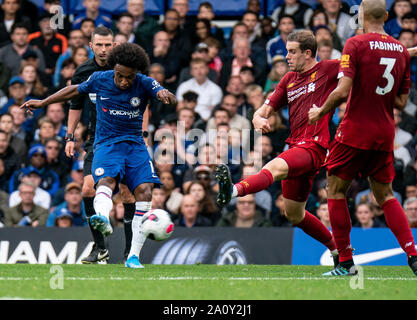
[141,209,174,241]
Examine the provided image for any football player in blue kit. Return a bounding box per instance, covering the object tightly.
[21,43,177,268]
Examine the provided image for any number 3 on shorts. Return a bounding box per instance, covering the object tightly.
[376,57,396,96]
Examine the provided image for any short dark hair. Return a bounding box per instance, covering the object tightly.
[279,14,295,25]
[287,30,317,57]
[91,26,113,42]
[107,42,150,74]
[399,28,415,38]
[118,12,134,21]
[11,22,29,34]
[213,107,231,118]
[182,90,199,102]
[402,12,417,21]
[198,1,213,10]
[81,17,96,27]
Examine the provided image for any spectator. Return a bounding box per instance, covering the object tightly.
[313,25,342,59]
[266,15,295,66]
[46,182,87,227]
[161,8,193,70]
[4,181,48,227]
[217,194,273,227]
[53,29,93,87]
[80,18,96,41]
[18,64,48,98]
[0,23,45,76]
[183,164,218,202]
[404,197,417,228]
[317,39,335,61]
[264,110,290,154]
[197,1,226,48]
[264,55,289,92]
[386,0,412,38]
[270,190,291,226]
[148,30,182,87]
[54,209,73,228]
[0,129,21,182]
[308,9,343,51]
[176,57,223,121]
[394,109,413,167]
[241,10,265,48]
[45,102,67,139]
[177,43,218,85]
[402,12,417,32]
[151,185,167,210]
[42,0,72,37]
[398,29,417,85]
[56,58,76,89]
[9,104,31,145]
[20,49,52,89]
[353,202,387,229]
[192,18,213,48]
[32,116,58,147]
[0,158,8,193]
[179,91,206,130]
[0,113,26,159]
[405,178,417,199]
[246,0,262,17]
[322,0,353,45]
[114,32,128,45]
[27,11,68,75]
[115,12,135,43]
[0,59,11,99]
[72,46,89,68]
[175,193,212,227]
[316,199,331,228]
[225,74,253,119]
[126,0,159,53]
[244,84,264,113]
[203,38,222,74]
[206,94,251,133]
[44,137,69,185]
[171,0,195,35]
[259,17,276,44]
[186,180,220,225]
[8,167,51,210]
[160,170,183,216]
[9,144,60,196]
[0,0,31,48]
[51,160,85,206]
[109,193,124,227]
[72,0,112,29]
[220,37,267,89]
[271,0,314,29]
[239,65,256,87]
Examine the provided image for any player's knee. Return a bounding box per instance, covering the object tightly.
[373,189,395,206]
[284,209,304,225]
[264,158,288,180]
[134,184,152,201]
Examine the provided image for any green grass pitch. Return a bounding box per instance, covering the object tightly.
[0,264,416,300]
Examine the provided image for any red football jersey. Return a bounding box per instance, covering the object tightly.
[265,60,339,149]
[335,33,411,152]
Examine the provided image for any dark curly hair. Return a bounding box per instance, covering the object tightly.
[107,43,150,74]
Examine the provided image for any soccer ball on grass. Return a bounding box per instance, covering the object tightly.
[141,209,174,241]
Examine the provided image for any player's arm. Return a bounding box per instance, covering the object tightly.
[395,93,409,111]
[156,89,177,105]
[408,46,417,57]
[20,85,80,114]
[252,104,275,133]
[308,76,353,124]
[142,105,150,146]
[64,109,82,158]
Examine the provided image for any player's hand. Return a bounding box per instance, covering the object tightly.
[252,114,271,133]
[308,104,323,124]
[157,89,177,105]
[65,141,75,158]
[20,99,45,116]
[408,46,417,57]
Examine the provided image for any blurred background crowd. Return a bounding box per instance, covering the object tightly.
[0,0,417,230]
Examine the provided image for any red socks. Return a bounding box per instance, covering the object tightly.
[295,211,336,251]
[328,198,353,262]
[235,169,274,196]
[382,198,417,257]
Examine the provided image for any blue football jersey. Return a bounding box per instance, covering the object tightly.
[78,70,164,148]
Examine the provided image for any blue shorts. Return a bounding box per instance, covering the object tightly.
[92,140,161,193]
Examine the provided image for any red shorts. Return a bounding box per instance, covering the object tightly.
[278,142,327,202]
[325,141,395,184]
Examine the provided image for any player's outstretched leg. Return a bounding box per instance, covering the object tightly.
[214,164,233,206]
[409,255,417,276]
[91,185,114,237]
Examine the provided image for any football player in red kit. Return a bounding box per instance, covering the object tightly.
[215,30,340,265]
[308,0,417,276]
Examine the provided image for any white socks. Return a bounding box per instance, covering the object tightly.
[93,185,113,219]
[128,201,152,259]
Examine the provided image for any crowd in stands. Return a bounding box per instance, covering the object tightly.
[1,0,417,231]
